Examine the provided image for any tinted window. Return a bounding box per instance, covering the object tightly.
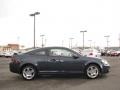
[34,51,46,55]
[49,49,74,57]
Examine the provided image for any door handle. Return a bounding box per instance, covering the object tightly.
[59,60,64,62]
[48,59,59,62]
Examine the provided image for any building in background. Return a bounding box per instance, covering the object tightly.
[7,44,19,50]
[0,44,19,52]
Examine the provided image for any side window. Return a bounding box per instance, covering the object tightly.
[34,51,46,56]
[49,49,74,57]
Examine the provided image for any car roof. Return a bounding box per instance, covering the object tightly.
[43,46,68,49]
[35,47,70,51]
[26,47,70,52]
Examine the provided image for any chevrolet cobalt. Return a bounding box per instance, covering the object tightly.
[9,47,110,80]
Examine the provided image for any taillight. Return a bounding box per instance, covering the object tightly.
[89,53,93,55]
[11,57,20,64]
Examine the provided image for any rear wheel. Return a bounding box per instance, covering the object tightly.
[86,64,100,79]
[21,65,37,80]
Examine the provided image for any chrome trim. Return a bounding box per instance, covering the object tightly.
[39,71,59,73]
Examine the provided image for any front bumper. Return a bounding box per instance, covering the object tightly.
[102,66,110,73]
[9,62,20,74]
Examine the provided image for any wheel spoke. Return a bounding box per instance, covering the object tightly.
[30,69,35,74]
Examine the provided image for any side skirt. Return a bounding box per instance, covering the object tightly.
[38,71,84,75]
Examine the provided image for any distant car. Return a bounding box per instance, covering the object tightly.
[72,48,82,55]
[109,50,118,56]
[0,51,6,57]
[0,52,3,57]
[81,48,101,58]
[4,51,14,57]
[116,50,120,56]
[101,50,107,56]
[105,50,119,56]
[9,47,110,80]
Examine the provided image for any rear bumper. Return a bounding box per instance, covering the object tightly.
[9,62,20,74]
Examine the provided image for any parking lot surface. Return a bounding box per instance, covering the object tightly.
[0,57,120,90]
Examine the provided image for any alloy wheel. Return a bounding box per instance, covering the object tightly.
[86,65,99,79]
[22,66,36,80]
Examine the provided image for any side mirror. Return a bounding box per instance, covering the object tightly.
[72,55,79,59]
[13,53,18,55]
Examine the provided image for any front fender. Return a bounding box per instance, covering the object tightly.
[84,60,103,71]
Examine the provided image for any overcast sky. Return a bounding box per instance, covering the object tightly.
[0,0,119,48]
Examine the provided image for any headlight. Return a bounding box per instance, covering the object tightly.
[101,59,110,66]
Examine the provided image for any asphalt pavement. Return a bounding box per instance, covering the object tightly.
[0,56,120,90]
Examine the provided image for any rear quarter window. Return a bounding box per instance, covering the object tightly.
[34,51,46,55]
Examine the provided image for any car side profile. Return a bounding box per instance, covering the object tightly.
[9,47,110,80]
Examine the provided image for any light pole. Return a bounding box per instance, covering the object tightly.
[45,39,47,47]
[30,12,40,48]
[88,40,92,48]
[17,36,20,44]
[80,30,87,49]
[104,35,110,50]
[118,34,120,48]
[94,42,96,48]
[40,35,45,48]
[69,38,74,49]
[62,40,64,47]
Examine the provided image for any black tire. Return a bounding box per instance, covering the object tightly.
[85,64,100,79]
[21,65,37,80]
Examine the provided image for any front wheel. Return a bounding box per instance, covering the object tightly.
[86,64,100,79]
[22,65,37,80]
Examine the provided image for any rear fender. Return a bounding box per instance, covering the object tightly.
[20,63,38,73]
